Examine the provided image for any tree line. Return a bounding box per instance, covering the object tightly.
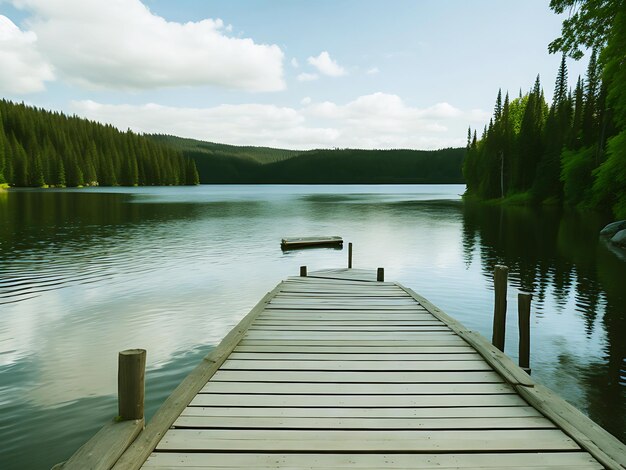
[0,99,199,188]
[463,0,625,218]
[179,146,465,184]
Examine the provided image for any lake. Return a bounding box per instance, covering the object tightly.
[0,185,624,469]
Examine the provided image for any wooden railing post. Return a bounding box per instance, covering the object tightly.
[118,349,146,420]
[348,242,353,269]
[300,265,307,277]
[518,291,532,374]
[492,265,508,351]
[377,267,384,282]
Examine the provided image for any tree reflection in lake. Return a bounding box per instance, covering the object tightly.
[461,201,625,441]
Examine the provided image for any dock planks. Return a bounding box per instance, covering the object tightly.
[125,268,625,470]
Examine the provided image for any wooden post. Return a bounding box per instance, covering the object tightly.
[518,291,532,374]
[300,265,307,277]
[491,265,508,352]
[118,349,146,420]
[348,242,353,269]
[377,267,384,282]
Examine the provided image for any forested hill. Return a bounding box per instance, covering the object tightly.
[149,135,304,164]
[149,135,465,184]
[0,99,199,188]
[463,1,626,219]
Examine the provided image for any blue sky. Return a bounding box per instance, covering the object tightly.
[0,0,589,149]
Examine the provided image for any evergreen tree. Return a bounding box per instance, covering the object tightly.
[0,98,198,188]
[553,55,569,107]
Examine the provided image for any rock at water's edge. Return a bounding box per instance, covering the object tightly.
[611,229,626,248]
[600,220,626,238]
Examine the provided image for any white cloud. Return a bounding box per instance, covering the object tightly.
[71,93,479,150]
[10,0,284,91]
[290,57,299,68]
[0,15,54,93]
[366,67,379,75]
[300,97,312,105]
[307,51,346,77]
[297,72,318,82]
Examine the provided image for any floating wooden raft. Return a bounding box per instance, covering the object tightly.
[112,268,625,470]
[281,236,343,249]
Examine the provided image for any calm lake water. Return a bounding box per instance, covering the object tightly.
[0,184,624,468]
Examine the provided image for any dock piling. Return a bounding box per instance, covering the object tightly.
[118,349,146,420]
[348,242,353,268]
[299,265,307,277]
[376,267,384,282]
[518,291,532,374]
[491,265,508,351]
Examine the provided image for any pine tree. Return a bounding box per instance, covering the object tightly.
[494,89,503,120]
[553,55,569,108]
[582,48,601,146]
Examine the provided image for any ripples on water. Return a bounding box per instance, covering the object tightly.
[0,185,624,468]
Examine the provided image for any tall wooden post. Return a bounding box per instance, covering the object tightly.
[348,242,353,269]
[118,349,146,420]
[300,265,307,277]
[377,267,384,282]
[518,292,532,374]
[492,265,508,351]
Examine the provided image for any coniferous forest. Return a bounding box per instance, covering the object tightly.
[0,99,199,188]
[464,0,626,219]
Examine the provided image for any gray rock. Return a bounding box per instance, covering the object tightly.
[600,220,626,238]
[610,229,626,248]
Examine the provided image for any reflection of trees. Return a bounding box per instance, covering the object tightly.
[461,201,625,442]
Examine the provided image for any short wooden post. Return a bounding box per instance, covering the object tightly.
[491,265,508,352]
[348,242,353,269]
[518,291,532,374]
[300,265,307,277]
[118,349,146,420]
[377,267,384,282]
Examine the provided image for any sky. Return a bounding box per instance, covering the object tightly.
[0,0,590,150]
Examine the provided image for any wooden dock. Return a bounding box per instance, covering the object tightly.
[65,268,626,470]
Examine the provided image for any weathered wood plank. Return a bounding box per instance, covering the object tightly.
[243,331,459,338]
[156,429,579,452]
[248,325,451,331]
[142,451,603,469]
[180,406,544,419]
[265,305,425,310]
[228,352,482,361]
[253,319,443,325]
[200,381,513,394]
[62,418,143,470]
[270,298,418,304]
[233,345,475,353]
[257,312,434,319]
[173,415,556,430]
[211,370,504,383]
[516,383,626,470]
[238,338,470,346]
[220,359,492,371]
[189,393,525,408]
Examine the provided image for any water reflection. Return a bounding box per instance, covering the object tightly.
[461,201,625,441]
[0,185,624,470]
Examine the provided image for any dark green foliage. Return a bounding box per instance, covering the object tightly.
[548,0,617,59]
[260,148,465,184]
[180,146,465,184]
[592,5,626,217]
[0,99,199,187]
[467,1,626,217]
[149,134,304,164]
